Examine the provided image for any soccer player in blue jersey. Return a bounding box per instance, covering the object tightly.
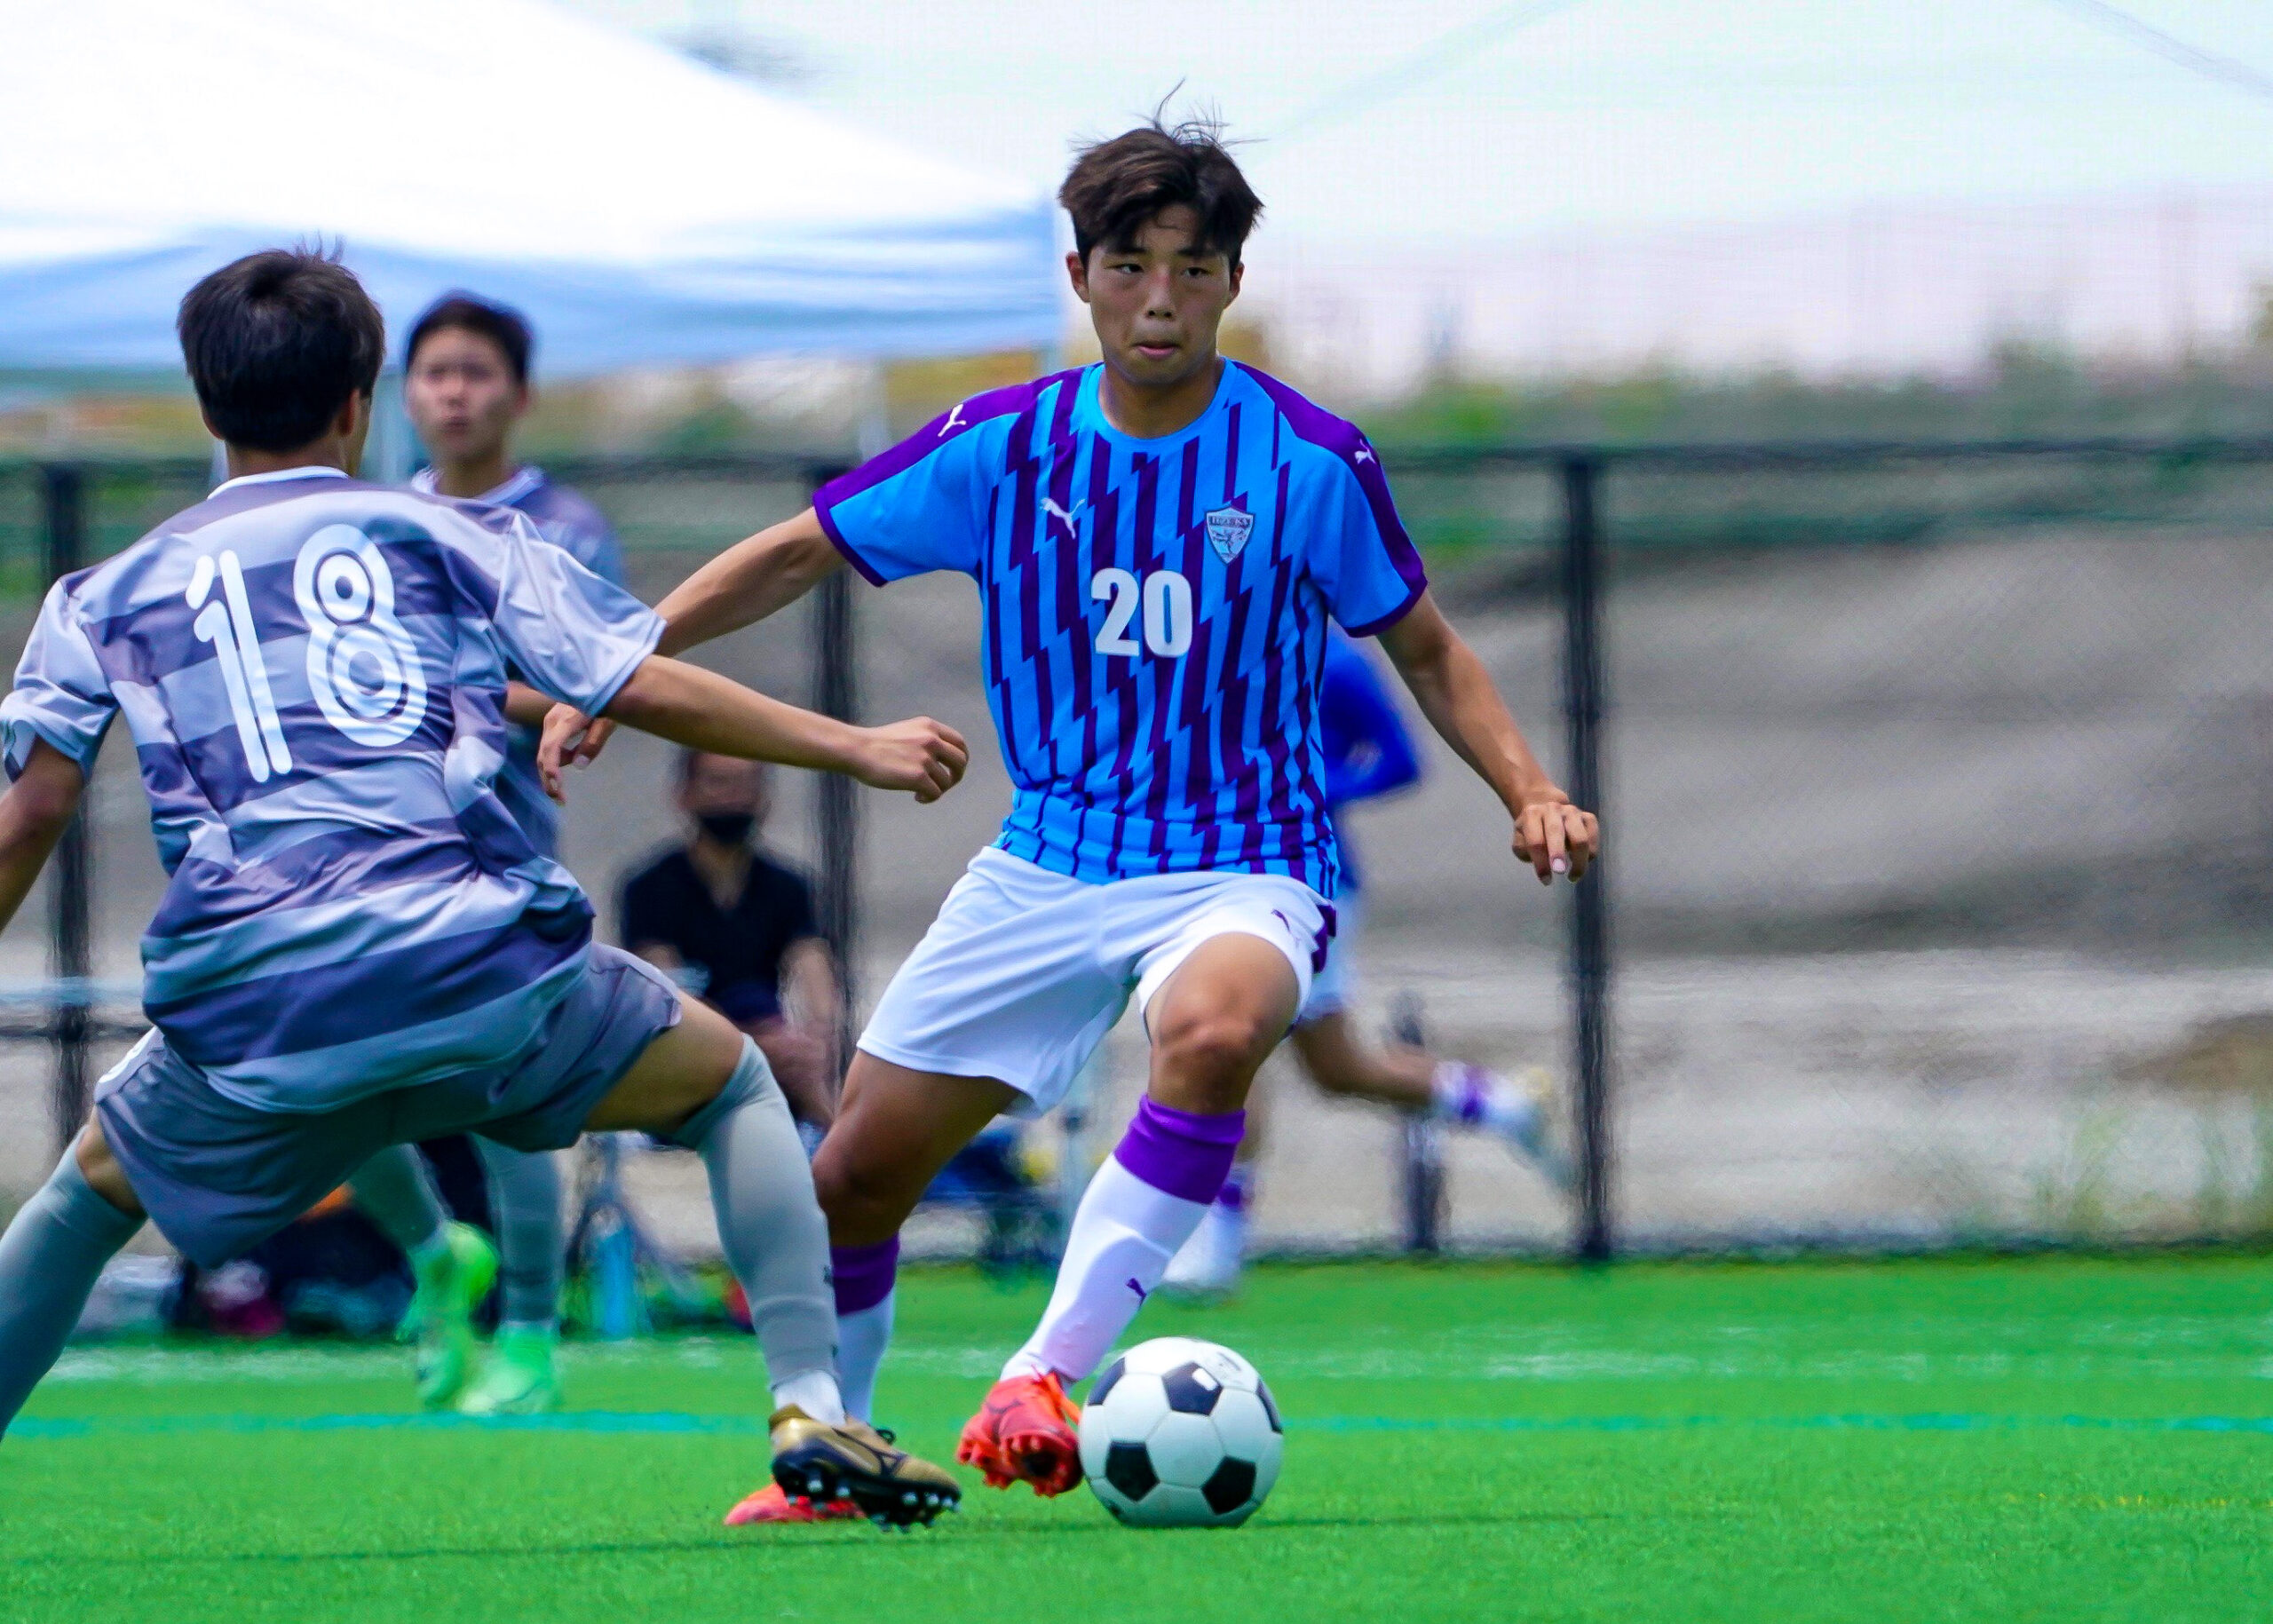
[0,250,967,1525]
[344,295,633,1418]
[542,118,1597,1508]
[1164,628,1572,1295]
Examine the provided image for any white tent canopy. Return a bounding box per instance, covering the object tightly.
[0,0,1060,375]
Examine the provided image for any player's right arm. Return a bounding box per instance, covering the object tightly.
[546,392,1006,783]
[652,508,842,657]
[538,510,842,775]
[599,654,966,804]
[0,578,115,939]
[0,741,85,940]
[463,507,963,803]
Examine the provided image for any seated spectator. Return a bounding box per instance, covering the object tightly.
[621,752,842,1125]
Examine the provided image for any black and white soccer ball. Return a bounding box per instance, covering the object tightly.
[1079,1337,1283,1527]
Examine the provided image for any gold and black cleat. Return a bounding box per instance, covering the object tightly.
[769,1406,962,1529]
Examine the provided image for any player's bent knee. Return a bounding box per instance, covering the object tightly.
[811,1140,926,1242]
[1153,1007,1282,1090]
[583,995,749,1138]
[72,1121,147,1219]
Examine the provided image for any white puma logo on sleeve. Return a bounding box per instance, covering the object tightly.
[939,401,970,437]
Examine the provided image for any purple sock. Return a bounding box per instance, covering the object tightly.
[831,1237,899,1316]
[1216,1166,1252,1215]
[1112,1097,1247,1206]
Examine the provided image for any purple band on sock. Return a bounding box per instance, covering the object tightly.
[831,1237,899,1315]
[1216,1169,1251,1215]
[1112,1097,1247,1205]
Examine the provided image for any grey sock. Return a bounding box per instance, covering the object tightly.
[347,1145,448,1256]
[472,1139,563,1329]
[0,1152,143,1438]
[689,1040,837,1395]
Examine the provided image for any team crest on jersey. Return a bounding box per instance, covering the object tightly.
[1204,505,1254,564]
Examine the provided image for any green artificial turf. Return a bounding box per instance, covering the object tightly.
[4,1256,2269,1622]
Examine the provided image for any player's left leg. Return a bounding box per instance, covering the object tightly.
[1292,1015,1571,1189]
[973,928,1301,1495]
[348,1145,496,1409]
[456,1142,564,1415]
[582,992,960,1526]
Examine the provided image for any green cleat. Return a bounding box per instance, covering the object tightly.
[457,1324,562,1416]
[398,1221,496,1411]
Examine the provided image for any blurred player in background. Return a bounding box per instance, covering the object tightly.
[622,752,843,1129]
[0,250,968,1526]
[1163,628,1571,1296]
[541,115,1597,1512]
[345,296,629,1417]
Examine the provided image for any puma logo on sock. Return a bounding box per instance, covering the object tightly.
[1127,1277,1149,1303]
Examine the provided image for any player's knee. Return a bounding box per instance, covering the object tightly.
[1153,1004,1279,1090]
[72,1122,145,1218]
[811,1139,922,1241]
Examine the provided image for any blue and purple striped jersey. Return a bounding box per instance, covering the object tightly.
[815,361,1424,896]
[409,464,626,856]
[0,467,662,1113]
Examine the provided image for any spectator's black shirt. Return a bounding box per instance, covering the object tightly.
[620,847,819,1025]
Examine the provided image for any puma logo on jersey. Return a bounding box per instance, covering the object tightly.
[1040,496,1087,537]
[939,401,970,437]
[1355,444,1375,463]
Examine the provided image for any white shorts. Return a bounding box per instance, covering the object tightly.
[858,848,1331,1115]
[1296,889,1364,1026]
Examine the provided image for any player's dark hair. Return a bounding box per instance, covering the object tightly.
[406,293,535,385]
[1060,113,1263,268]
[178,248,385,453]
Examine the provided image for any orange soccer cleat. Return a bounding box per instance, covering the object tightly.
[956,1372,1084,1497]
[723,1481,861,1526]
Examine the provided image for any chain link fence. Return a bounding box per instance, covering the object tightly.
[3,441,2270,1260]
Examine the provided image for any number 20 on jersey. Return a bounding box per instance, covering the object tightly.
[1091,567,1192,658]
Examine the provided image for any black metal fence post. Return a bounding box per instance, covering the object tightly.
[807,466,860,1082]
[1391,991,1446,1254]
[39,465,92,1155]
[1557,456,1613,1264]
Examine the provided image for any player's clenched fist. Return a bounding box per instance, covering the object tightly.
[849,717,969,803]
[1513,796,1600,885]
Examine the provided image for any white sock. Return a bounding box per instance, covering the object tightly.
[837,1294,894,1422]
[1430,1063,1534,1137]
[771,1367,846,1425]
[1002,1157,1208,1383]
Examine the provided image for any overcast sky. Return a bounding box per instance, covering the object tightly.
[568,0,2273,244]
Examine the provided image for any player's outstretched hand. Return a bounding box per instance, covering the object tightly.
[849,717,969,804]
[1514,796,1599,885]
[537,705,618,802]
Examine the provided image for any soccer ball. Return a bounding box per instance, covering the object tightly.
[1078,1337,1283,1527]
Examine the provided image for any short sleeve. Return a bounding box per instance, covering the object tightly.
[812,406,1002,584]
[553,497,629,590]
[487,514,663,715]
[0,579,117,780]
[1305,448,1428,638]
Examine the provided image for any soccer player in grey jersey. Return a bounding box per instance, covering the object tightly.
[0,250,965,1526]
[345,295,630,1415]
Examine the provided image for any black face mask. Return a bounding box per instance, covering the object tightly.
[697,812,756,846]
